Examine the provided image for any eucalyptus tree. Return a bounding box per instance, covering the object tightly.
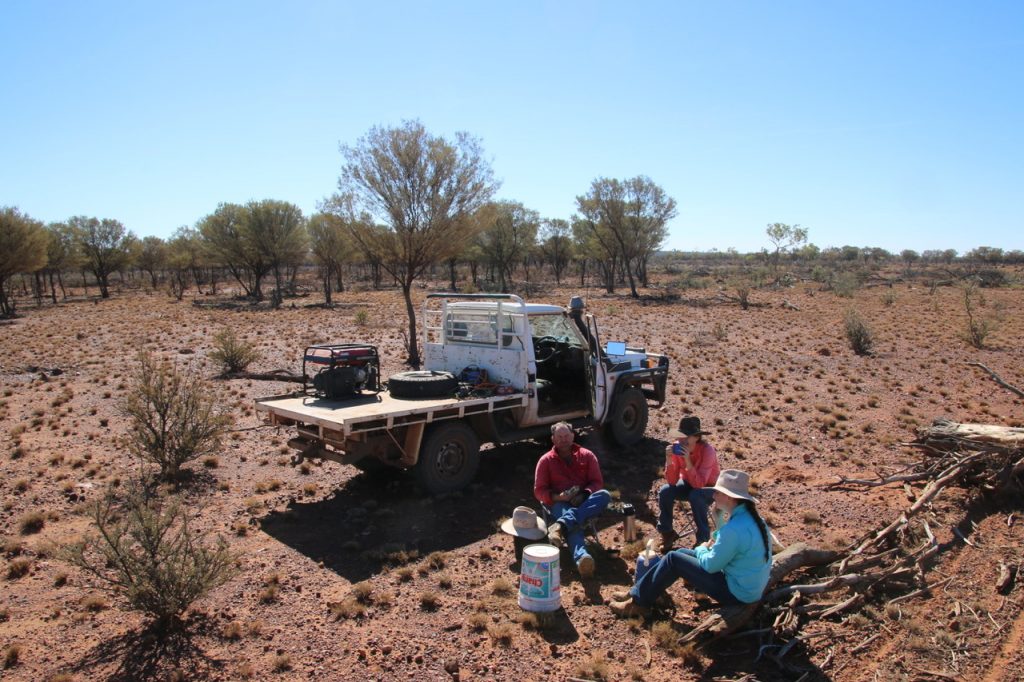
[69,215,133,298]
[331,120,497,366]
[0,207,49,316]
[765,223,808,274]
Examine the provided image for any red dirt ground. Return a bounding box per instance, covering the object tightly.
[1,275,1022,681]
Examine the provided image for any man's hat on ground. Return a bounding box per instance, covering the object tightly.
[709,469,757,503]
[500,506,548,540]
[670,416,709,438]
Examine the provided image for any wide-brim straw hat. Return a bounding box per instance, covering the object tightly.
[500,506,548,540]
[709,469,758,503]
[670,415,709,439]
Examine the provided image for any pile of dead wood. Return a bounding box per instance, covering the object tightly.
[672,419,1023,675]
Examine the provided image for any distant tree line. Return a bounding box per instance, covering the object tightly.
[1,121,1019,359]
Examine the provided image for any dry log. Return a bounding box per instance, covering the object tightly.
[917,419,1024,449]
[966,362,1024,399]
[223,369,306,383]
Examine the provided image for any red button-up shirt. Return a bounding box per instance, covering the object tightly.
[533,443,604,507]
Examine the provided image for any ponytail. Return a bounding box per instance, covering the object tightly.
[739,500,771,563]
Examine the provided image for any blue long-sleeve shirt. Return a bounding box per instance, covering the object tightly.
[693,504,772,603]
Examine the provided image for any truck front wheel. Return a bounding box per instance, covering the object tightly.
[415,422,481,494]
[609,387,648,446]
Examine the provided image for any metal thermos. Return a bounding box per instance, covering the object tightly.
[622,503,637,542]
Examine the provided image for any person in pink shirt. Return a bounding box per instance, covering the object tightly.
[657,416,720,551]
[534,422,611,578]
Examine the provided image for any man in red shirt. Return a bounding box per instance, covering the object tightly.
[658,416,720,552]
[534,422,611,578]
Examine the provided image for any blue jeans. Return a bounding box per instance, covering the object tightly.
[629,548,742,607]
[550,489,612,564]
[657,483,713,544]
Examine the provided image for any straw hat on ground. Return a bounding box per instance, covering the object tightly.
[500,506,548,540]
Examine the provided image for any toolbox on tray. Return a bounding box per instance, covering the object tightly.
[303,344,381,399]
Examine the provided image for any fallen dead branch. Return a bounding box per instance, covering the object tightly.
[221,369,305,383]
[966,362,1024,399]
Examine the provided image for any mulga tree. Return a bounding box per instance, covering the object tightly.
[330,120,497,367]
[70,215,134,298]
[576,176,676,298]
[0,206,49,317]
[476,200,539,293]
[137,236,168,290]
[246,199,307,307]
[43,221,78,303]
[308,211,353,305]
[539,218,574,285]
[198,202,268,300]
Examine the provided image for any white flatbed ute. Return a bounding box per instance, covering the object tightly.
[255,293,669,494]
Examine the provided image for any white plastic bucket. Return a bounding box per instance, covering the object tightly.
[518,543,561,612]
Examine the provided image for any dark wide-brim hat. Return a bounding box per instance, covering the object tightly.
[670,416,709,439]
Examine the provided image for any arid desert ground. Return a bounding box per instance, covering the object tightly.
[1,271,1022,681]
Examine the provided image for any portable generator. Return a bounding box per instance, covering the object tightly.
[303,344,381,399]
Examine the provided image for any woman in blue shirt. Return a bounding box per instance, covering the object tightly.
[611,469,772,617]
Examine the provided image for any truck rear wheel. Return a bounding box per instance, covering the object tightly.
[415,422,480,494]
[609,387,648,446]
[388,370,458,399]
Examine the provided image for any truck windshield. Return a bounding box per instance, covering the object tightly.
[528,315,583,347]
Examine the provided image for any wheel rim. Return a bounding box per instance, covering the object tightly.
[621,402,640,432]
[435,440,466,479]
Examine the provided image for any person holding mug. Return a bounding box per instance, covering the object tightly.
[657,416,720,552]
[610,469,773,618]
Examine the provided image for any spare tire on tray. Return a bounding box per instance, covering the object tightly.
[387,370,459,399]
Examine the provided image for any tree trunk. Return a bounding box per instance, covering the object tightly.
[48,271,58,304]
[322,265,332,305]
[402,283,420,368]
[447,258,457,291]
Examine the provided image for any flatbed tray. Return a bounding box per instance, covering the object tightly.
[256,389,527,438]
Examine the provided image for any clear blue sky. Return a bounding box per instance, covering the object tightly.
[2,1,1021,253]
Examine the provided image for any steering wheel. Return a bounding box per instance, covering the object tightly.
[534,336,559,364]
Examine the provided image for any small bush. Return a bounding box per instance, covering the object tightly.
[843,310,874,356]
[419,590,440,610]
[354,309,370,326]
[3,643,22,669]
[209,328,260,374]
[881,290,896,306]
[7,557,32,580]
[329,598,365,620]
[272,653,292,672]
[18,511,46,535]
[120,353,231,481]
[61,483,236,632]
[962,284,997,348]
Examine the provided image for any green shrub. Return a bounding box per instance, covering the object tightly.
[962,284,997,349]
[843,310,874,356]
[209,329,260,374]
[61,484,236,633]
[832,272,860,298]
[120,353,231,481]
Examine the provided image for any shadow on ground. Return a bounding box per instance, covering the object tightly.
[260,430,665,583]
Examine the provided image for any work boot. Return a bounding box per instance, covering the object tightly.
[577,554,595,579]
[609,597,651,618]
[547,522,565,547]
[659,529,679,553]
[610,590,672,608]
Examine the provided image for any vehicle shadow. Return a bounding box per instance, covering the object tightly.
[259,429,666,584]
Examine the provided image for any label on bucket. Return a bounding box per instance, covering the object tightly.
[519,544,561,612]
